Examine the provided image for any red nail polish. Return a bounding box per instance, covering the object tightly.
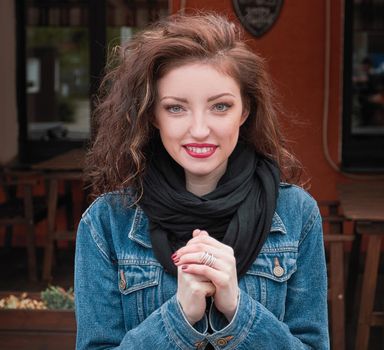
[182,265,188,270]
[171,253,177,260]
[173,258,180,264]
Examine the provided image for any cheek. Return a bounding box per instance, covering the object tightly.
[158,120,186,139]
[158,125,176,141]
[219,121,242,139]
[158,125,182,153]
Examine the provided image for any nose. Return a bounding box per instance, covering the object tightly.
[189,112,210,140]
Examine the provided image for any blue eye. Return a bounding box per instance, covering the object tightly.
[213,103,231,112]
[167,105,184,113]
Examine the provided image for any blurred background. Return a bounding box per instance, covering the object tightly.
[0,1,383,349]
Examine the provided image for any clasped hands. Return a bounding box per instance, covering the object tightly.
[174,229,239,325]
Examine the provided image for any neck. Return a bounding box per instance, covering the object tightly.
[186,178,217,196]
[185,162,227,196]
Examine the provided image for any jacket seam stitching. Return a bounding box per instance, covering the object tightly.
[227,293,257,349]
[161,302,195,350]
[82,216,112,264]
[299,206,320,246]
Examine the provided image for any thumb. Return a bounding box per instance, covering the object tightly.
[192,229,201,238]
[192,229,209,238]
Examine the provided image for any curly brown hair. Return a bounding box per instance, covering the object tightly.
[86,12,303,201]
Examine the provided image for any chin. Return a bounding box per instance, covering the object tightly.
[184,168,213,177]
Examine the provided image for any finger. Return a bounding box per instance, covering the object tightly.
[186,280,216,297]
[176,244,227,261]
[203,282,216,297]
[198,230,209,236]
[186,235,233,254]
[187,234,216,246]
[192,229,201,238]
[176,243,235,265]
[178,265,211,282]
[182,264,231,288]
[175,251,224,270]
[192,229,209,238]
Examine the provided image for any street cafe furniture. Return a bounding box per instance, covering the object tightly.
[32,148,85,281]
[0,170,38,281]
[338,182,384,350]
[0,169,46,282]
[319,200,354,350]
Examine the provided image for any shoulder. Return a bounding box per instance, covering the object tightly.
[277,183,318,213]
[275,183,321,242]
[80,189,142,258]
[81,189,141,234]
[82,189,137,220]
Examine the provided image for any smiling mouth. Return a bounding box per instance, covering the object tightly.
[184,144,217,158]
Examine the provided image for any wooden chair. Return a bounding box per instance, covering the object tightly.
[42,172,84,281]
[319,200,354,350]
[0,170,46,281]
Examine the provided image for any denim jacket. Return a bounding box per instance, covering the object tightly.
[75,183,329,349]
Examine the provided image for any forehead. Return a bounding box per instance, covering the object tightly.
[156,63,241,96]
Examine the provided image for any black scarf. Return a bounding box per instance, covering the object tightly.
[139,141,280,277]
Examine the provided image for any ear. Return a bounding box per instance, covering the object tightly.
[151,115,159,129]
[240,107,249,126]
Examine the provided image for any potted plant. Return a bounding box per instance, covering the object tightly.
[0,286,76,350]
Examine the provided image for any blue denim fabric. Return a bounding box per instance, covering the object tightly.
[75,183,329,349]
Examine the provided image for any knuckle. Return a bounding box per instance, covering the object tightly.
[196,243,205,251]
[229,255,236,264]
[223,264,232,274]
[190,281,198,290]
[187,238,198,246]
[190,283,203,296]
[219,274,231,287]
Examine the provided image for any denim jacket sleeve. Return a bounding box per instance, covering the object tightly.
[75,216,210,350]
[208,206,329,350]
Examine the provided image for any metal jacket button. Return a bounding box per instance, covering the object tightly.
[273,257,284,277]
[194,341,205,349]
[216,336,234,347]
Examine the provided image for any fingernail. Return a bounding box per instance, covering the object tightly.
[181,265,188,270]
[171,253,177,260]
[173,258,180,264]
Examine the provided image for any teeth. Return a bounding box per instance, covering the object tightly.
[186,146,214,154]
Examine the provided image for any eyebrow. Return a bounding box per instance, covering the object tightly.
[160,96,187,103]
[160,93,236,103]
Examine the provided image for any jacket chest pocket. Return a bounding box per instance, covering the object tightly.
[242,249,297,321]
[118,262,163,324]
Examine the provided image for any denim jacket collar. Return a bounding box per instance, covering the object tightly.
[129,207,287,249]
[127,207,152,248]
[270,212,287,234]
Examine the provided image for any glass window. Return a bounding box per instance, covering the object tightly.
[20,0,168,162]
[26,0,90,141]
[106,0,168,60]
[342,0,384,171]
[351,0,384,135]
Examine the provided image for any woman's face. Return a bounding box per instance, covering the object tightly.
[154,63,248,186]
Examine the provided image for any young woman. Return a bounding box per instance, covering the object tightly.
[75,13,329,349]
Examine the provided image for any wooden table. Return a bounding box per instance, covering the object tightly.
[32,148,85,281]
[338,182,384,350]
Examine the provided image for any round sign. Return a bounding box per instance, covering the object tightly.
[233,0,284,37]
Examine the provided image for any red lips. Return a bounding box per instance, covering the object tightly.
[183,144,217,158]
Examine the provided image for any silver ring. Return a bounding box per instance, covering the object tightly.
[200,252,216,268]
